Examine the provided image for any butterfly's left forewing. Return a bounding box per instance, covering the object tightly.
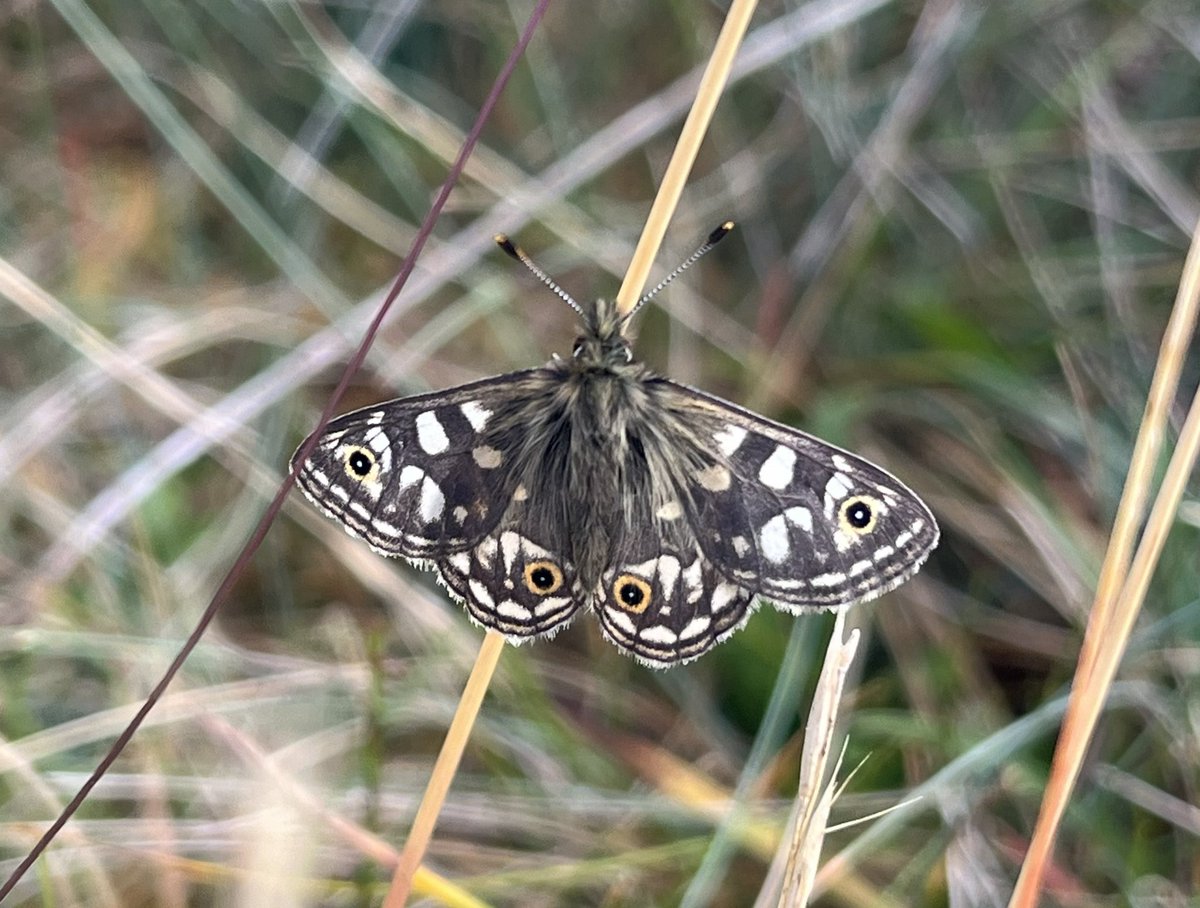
[292,370,586,640]
[664,383,939,611]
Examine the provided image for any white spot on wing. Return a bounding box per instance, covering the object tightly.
[365,428,390,454]
[785,506,812,533]
[759,514,790,563]
[460,401,492,431]
[419,477,445,522]
[759,446,797,489]
[448,552,470,574]
[497,600,533,620]
[849,559,873,577]
[452,505,468,524]
[476,536,498,568]
[623,558,657,578]
[534,596,570,617]
[657,556,681,598]
[825,472,853,500]
[711,582,740,613]
[731,535,750,557]
[416,410,449,454]
[640,625,678,645]
[656,500,683,520]
[811,571,847,588]
[682,557,704,603]
[398,465,424,489]
[606,607,637,635]
[714,424,747,456]
[469,579,494,607]
[824,473,854,518]
[372,518,400,536]
[680,616,711,639]
[500,531,521,573]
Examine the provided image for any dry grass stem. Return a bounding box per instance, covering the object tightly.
[616,0,758,313]
[385,1,758,901]
[383,631,506,906]
[1010,220,1200,905]
[756,611,859,907]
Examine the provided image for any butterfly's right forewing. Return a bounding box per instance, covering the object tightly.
[292,372,541,559]
[293,369,587,640]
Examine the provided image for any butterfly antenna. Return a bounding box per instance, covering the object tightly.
[495,235,585,317]
[629,221,735,317]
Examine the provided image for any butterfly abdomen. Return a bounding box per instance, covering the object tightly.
[491,363,666,590]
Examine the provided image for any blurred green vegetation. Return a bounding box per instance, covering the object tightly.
[2,0,1199,905]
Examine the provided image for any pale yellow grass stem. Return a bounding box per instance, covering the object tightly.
[384,631,506,906]
[616,0,759,314]
[772,611,860,907]
[1009,220,1200,905]
[383,1,759,902]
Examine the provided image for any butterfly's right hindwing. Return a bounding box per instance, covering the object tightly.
[435,528,583,639]
[291,372,542,560]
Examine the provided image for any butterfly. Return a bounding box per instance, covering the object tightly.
[291,226,938,668]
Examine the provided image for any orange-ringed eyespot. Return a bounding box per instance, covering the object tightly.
[523,560,564,595]
[342,446,376,481]
[839,495,879,534]
[613,575,652,613]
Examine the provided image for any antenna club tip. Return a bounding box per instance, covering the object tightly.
[495,235,520,258]
[709,221,735,244]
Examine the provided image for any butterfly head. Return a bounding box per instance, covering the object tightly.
[572,296,635,370]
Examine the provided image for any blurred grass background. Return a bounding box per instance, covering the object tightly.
[2,0,1200,905]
